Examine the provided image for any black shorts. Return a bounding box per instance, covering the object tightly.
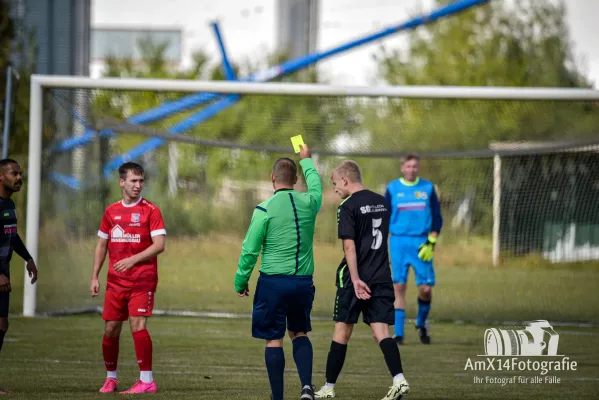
[333,281,394,325]
[0,292,9,318]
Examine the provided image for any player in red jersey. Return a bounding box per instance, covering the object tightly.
[90,162,166,394]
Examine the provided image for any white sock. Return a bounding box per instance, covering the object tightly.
[393,373,405,385]
[107,370,117,379]
[140,371,153,383]
[325,382,335,388]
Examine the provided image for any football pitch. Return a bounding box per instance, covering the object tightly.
[5,235,599,398]
[2,315,599,399]
[11,235,599,324]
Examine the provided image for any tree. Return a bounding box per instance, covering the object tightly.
[354,0,599,239]
[0,0,13,95]
[0,0,36,160]
[371,0,598,151]
[88,39,354,236]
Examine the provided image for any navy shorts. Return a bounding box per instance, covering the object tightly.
[252,273,315,340]
[0,292,9,318]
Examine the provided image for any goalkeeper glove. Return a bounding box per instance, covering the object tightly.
[418,235,437,262]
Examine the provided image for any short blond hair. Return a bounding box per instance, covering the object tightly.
[401,153,420,164]
[332,160,362,183]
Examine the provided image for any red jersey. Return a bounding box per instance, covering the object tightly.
[98,197,166,292]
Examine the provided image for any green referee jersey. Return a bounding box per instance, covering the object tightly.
[235,158,323,292]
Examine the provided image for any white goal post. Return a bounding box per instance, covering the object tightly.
[25,74,599,316]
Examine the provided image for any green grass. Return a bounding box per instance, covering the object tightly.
[2,315,598,399]
[8,234,599,323]
[4,232,599,398]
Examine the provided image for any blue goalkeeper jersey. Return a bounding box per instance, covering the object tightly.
[384,177,443,237]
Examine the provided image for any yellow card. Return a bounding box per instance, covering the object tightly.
[290,135,305,153]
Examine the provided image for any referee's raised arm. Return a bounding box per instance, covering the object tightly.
[233,142,321,400]
[298,144,323,214]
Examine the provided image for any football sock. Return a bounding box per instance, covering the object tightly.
[394,309,405,337]
[102,334,120,376]
[0,329,5,353]
[140,371,153,384]
[379,337,404,377]
[325,341,348,384]
[416,297,431,328]
[132,329,153,382]
[292,336,313,388]
[393,373,405,385]
[265,347,285,400]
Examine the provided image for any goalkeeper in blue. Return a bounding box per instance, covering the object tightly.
[385,154,443,345]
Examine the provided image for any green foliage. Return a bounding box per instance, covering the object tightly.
[372,0,597,151]
[0,0,36,160]
[86,39,347,237]
[73,2,599,249]
[378,0,589,87]
[0,0,13,75]
[364,0,599,240]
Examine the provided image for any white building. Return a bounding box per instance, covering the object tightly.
[90,0,278,79]
[276,0,319,60]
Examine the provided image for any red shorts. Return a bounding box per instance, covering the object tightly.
[102,290,155,321]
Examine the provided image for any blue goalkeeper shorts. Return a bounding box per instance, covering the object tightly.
[389,234,435,287]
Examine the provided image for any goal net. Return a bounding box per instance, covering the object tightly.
[19,77,599,317]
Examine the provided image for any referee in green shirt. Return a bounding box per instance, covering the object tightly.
[235,144,322,400]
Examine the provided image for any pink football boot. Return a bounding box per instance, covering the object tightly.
[99,377,119,393]
[119,380,158,394]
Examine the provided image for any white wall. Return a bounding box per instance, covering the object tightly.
[91,0,277,78]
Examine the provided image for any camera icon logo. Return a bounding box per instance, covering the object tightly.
[484,320,560,356]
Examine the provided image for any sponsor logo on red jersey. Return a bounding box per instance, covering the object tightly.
[98,198,166,292]
[110,224,141,243]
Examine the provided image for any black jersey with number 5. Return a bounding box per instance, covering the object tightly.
[336,189,391,288]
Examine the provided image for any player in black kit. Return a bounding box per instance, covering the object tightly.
[0,159,38,394]
[314,161,410,400]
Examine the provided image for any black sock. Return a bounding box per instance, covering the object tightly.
[416,297,431,328]
[0,330,5,353]
[265,347,285,400]
[325,341,348,384]
[379,337,403,377]
[292,336,313,388]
